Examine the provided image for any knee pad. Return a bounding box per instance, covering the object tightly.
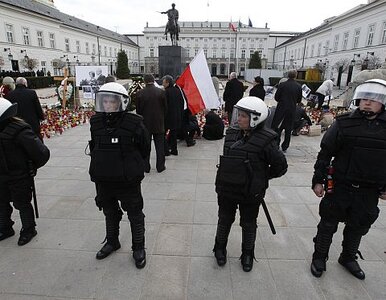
[128,212,145,224]
[318,219,338,235]
[240,222,257,231]
[218,214,235,227]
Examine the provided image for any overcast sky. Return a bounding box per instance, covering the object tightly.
[55,0,367,34]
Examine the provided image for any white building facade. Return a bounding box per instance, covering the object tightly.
[274,0,386,85]
[0,0,139,76]
[127,22,297,77]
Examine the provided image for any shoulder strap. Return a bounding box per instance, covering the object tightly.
[0,120,30,139]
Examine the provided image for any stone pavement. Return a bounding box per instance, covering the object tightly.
[0,120,385,300]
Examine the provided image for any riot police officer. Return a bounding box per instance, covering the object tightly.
[214,96,288,272]
[311,79,386,280]
[0,98,49,245]
[88,82,150,269]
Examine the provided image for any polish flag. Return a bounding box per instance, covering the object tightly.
[229,22,237,32]
[176,49,220,114]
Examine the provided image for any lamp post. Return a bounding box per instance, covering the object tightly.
[4,47,13,60]
[346,54,360,86]
[73,55,80,65]
[20,49,28,60]
[363,51,375,70]
[96,26,101,65]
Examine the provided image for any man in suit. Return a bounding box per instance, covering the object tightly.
[136,74,168,173]
[5,77,44,138]
[223,72,244,124]
[271,70,302,152]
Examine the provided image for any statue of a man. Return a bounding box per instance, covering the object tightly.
[161,3,179,35]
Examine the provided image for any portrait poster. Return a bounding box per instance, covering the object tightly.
[75,65,108,87]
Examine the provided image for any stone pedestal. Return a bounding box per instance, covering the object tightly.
[158,46,187,79]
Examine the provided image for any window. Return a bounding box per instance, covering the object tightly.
[221,49,225,58]
[342,32,349,50]
[37,31,44,47]
[333,34,339,51]
[92,44,96,55]
[249,49,254,57]
[109,47,112,57]
[104,46,107,57]
[6,24,14,43]
[367,24,375,46]
[230,49,234,59]
[310,45,314,57]
[353,28,361,48]
[49,33,55,48]
[317,43,321,56]
[22,27,30,45]
[76,40,80,53]
[241,49,246,59]
[381,22,386,44]
[213,49,217,58]
[204,49,208,57]
[65,38,70,52]
[85,42,90,54]
[150,48,154,57]
[41,61,46,74]
[324,41,330,55]
[195,49,199,56]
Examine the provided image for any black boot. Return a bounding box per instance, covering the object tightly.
[18,227,37,246]
[310,222,336,278]
[18,206,37,246]
[213,221,231,266]
[96,210,122,260]
[130,216,146,269]
[0,218,15,241]
[338,228,365,280]
[240,224,256,272]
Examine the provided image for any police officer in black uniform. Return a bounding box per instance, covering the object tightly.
[0,98,49,245]
[88,82,150,269]
[214,96,288,272]
[311,79,386,280]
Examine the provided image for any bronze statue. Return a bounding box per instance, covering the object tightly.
[161,3,179,45]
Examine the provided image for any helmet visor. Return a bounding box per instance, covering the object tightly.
[95,92,124,113]
[230,107,251,130]
[353,82,386,105]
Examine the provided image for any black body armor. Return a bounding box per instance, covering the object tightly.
[89,113,146,183]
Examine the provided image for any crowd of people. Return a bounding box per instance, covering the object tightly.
[1,71,385,280]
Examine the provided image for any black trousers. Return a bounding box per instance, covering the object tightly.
[145,133,165,172]
[217,195,260,227]
[0,177,36,230]
[316,92,325,110]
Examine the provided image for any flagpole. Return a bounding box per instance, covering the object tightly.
[228,29,231,76]
[235,26,239,77]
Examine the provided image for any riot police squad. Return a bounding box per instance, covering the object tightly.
[214,96,288,272]
[311,79,386,280]
[88,82,150,268]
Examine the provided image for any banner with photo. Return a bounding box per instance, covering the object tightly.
[75,66,108,98]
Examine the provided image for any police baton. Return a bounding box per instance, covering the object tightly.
[28,161,39,218]
[31,177,39,219]
[260,198,276,235]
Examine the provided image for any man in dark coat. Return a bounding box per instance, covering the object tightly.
[249,76,265,100]
[5,77,44,137]
[223,72,244,124]
[292,102,312,136]
[203,110,224,140]
[271,70,302,152]
[162,75,184,155]
[136,74,168,173]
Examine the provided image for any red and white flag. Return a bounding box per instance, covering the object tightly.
[229,22,237,32]
[176,49,219,114]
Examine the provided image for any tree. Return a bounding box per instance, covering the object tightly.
[248,51,262,69]
[116,50,130,79]
[21,57,39,71]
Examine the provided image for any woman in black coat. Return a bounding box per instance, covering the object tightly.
[249,76,265,100]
